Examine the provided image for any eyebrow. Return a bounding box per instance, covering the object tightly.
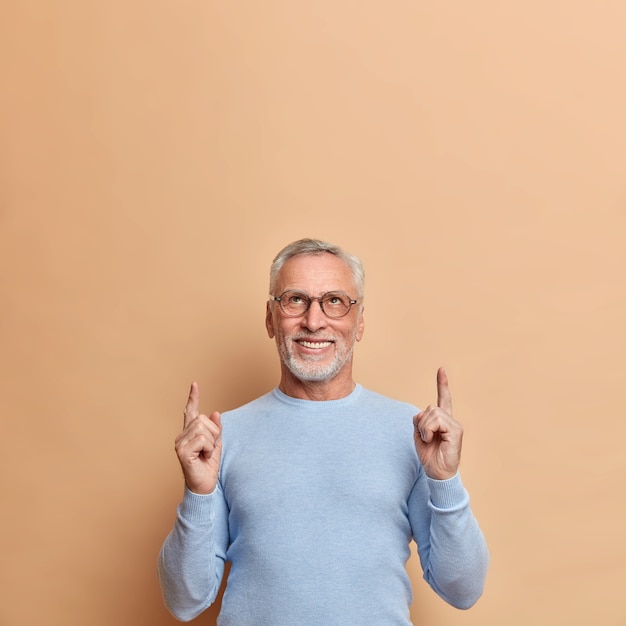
[280,289,351,296]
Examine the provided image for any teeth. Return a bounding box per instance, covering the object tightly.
[299,340,331,349]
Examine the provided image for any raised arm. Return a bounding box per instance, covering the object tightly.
[158,383,228,621]
[410,368,489,608]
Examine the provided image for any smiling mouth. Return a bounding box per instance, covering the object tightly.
[297,340,333,349]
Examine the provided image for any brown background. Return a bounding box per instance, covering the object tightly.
[1,2,625,625]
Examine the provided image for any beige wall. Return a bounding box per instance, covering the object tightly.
[2,2,625,625]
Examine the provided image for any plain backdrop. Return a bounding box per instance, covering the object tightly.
[1,2,625,625]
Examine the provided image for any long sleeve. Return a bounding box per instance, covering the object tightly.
[158,484,230,622]
[409,468,489,609]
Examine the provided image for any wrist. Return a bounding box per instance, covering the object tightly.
[426,472,468,510]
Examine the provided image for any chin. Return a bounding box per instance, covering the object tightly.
[284,358,339,383]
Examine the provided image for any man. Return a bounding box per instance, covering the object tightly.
[158,238,489,624]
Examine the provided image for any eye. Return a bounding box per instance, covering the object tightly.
[324,293,348,307]
[287,292,307,305]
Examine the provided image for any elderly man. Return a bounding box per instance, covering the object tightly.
[158,238,489,625]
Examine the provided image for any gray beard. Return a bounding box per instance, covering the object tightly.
[279,343,354,383]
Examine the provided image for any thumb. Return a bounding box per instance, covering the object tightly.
[210,411,223,454]
[209,411,222,434]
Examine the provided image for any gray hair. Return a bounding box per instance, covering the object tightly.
[269,238,365,298]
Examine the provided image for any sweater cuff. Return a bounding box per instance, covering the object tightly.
[178,485,216,523]
[426,472,469,510]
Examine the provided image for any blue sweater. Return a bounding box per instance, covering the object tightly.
[158,385,489,624]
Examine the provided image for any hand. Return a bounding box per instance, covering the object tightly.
[413,368,463,480]
[174,382,222,495]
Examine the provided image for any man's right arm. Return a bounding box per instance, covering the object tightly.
[158,383,227,621]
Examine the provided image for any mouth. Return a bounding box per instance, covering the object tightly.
[295,339,334,350]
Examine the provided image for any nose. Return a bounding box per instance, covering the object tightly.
[300,299,328,332]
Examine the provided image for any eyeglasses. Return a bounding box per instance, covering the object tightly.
[270,290,359,318]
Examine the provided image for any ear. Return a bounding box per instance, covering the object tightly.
[265,301,275,339]
[355,306,365,342]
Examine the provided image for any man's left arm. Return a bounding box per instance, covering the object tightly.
[410,368,489,608]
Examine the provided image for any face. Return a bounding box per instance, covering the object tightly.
[266,253,365,385]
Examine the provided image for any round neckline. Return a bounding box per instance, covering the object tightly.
[272,384,363,407]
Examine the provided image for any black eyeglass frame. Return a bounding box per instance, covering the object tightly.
[269,290,360,318]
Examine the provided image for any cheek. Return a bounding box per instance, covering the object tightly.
[270,318,298,341]
[338,316,363,343]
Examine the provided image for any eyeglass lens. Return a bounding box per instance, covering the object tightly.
[278,291,352,318]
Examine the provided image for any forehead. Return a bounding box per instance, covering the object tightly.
[277,253,355,294]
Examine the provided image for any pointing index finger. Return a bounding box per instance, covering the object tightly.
[436,367,452,414]
[183,381,200,428]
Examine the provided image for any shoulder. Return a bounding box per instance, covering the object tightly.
[357,386,419,415]
[221,390,277,420]
[347,386,419,439]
